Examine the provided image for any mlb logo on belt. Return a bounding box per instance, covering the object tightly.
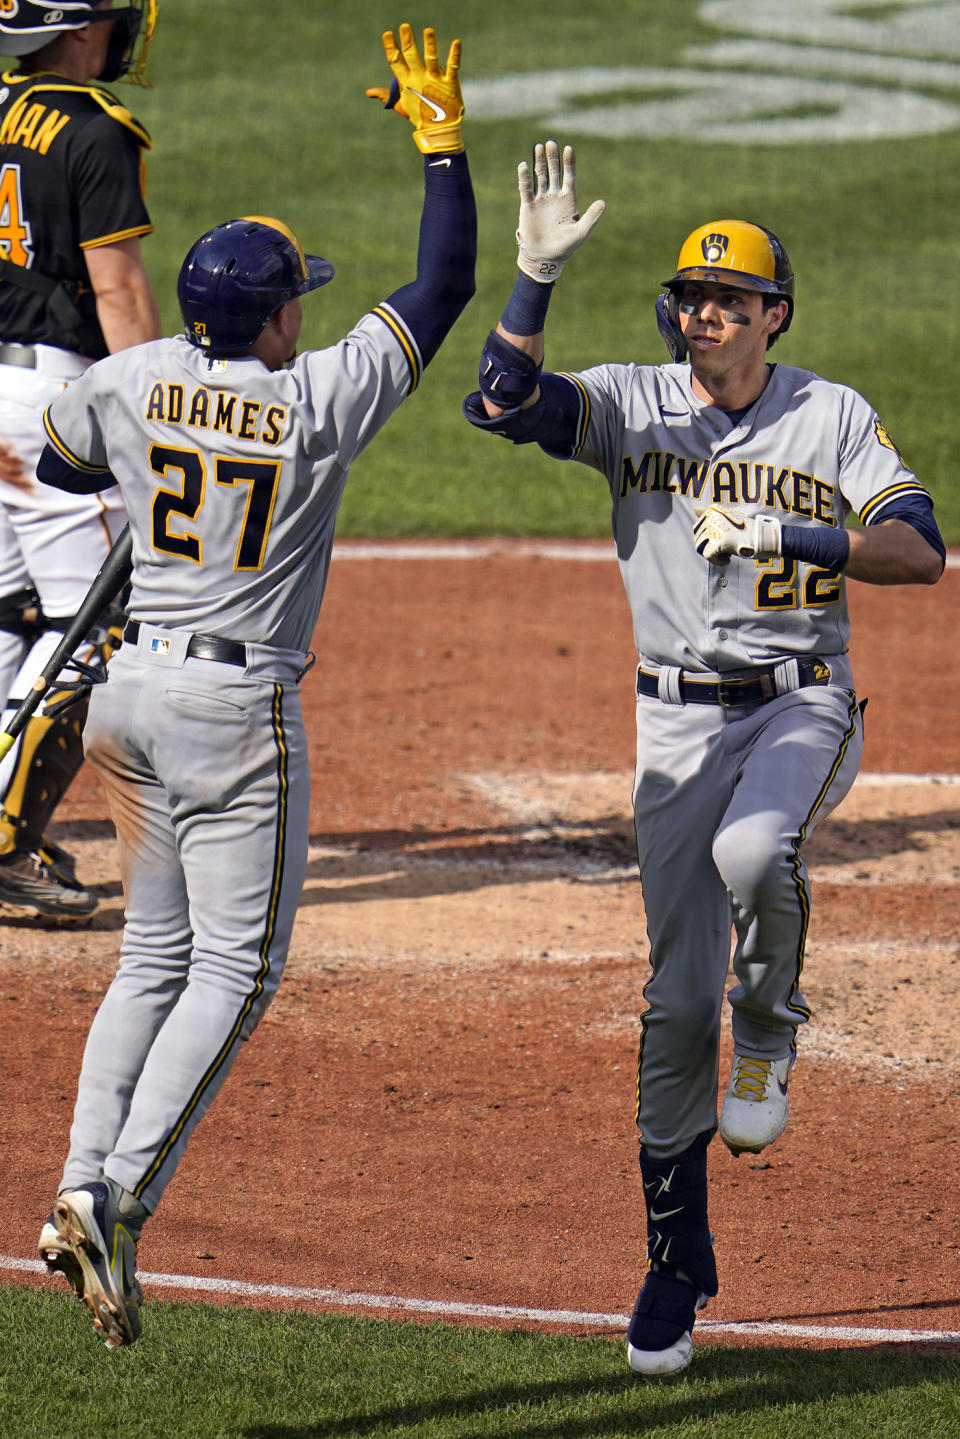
[150,637,170,654]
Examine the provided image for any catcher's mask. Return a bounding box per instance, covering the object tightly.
[177,216,335,357]
[0,0,156,85]
[656,219,794,362]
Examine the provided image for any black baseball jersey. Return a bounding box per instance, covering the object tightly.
[0,70,152,358]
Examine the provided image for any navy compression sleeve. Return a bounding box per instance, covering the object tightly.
[385,151,476,369]
[866,492,945,566]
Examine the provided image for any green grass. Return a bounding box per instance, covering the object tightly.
[5,0,960,538]
[2,1284,959,1438]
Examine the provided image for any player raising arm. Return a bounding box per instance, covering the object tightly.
[33,23,474,1350]
[463,140,943,1377]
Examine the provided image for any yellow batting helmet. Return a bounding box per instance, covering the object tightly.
[663,219,794,320]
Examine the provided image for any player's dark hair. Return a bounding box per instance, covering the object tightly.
[761,292,789,350]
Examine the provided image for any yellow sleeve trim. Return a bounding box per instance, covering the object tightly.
[80,224,154,250]
[860,480,932,526]
[371,305,422,392]
[42,408,110,474]
[556,372,591,456]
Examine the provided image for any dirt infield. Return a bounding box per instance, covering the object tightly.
[4,543,960,1349]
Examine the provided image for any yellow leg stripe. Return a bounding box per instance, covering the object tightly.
[135,684,290,1198]
[785,691,861,1022]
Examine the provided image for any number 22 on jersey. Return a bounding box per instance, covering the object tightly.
[756,557,842,611]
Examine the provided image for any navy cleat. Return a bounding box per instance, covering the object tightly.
[627,1263,710,1376]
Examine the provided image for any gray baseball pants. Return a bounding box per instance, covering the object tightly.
[59,631,310,1213]
[633,680,863,1158]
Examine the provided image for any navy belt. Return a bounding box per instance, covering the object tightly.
[124,620,246,667]
[637,657,832,707]
[0,343,37,368]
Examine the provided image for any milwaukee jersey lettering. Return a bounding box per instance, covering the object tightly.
[560,360,930,670]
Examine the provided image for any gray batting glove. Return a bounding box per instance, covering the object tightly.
[516,140,605,282]
[693,504,783,565]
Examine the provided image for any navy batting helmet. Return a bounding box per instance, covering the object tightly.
[0,1,156,84]
[177,216,335,356]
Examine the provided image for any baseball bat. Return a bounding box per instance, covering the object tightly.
[0,524,133,761]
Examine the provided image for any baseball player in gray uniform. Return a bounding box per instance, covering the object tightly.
[464,140,945,1376]
[33,22,474,1348]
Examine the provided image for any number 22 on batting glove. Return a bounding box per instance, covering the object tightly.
[516,140,605,282]
[693,504,782,566]
[365,23,464,154]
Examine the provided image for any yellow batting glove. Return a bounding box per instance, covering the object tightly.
[366,23,464,154]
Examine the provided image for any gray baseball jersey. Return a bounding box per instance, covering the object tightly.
[44,316,415,653]
[560,359,929,674]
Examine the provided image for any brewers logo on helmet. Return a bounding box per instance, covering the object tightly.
[655,218,794,362]
[0,0,156,84]
[177,216,335,356]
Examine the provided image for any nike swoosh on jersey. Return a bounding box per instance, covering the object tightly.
[429,157,452,167]
[409,89,448,122]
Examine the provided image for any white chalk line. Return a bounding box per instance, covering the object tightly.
[5,1255,957,1345]
[854,772,960,785]
[333,540,614,561]
[330,540,960,569]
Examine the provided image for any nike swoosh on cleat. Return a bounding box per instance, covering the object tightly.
[649,1205,684,1222]
[409,89,448,122]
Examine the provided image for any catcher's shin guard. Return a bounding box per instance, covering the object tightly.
[0,606,124,856]
[0,688,89,855]
[639,1130,718,1297]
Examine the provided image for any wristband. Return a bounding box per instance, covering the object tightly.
[780,524,850,571]
[500,271,554,337]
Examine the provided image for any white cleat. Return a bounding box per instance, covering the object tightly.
[720,1050,794,1156]
[37,1181,145,1347]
